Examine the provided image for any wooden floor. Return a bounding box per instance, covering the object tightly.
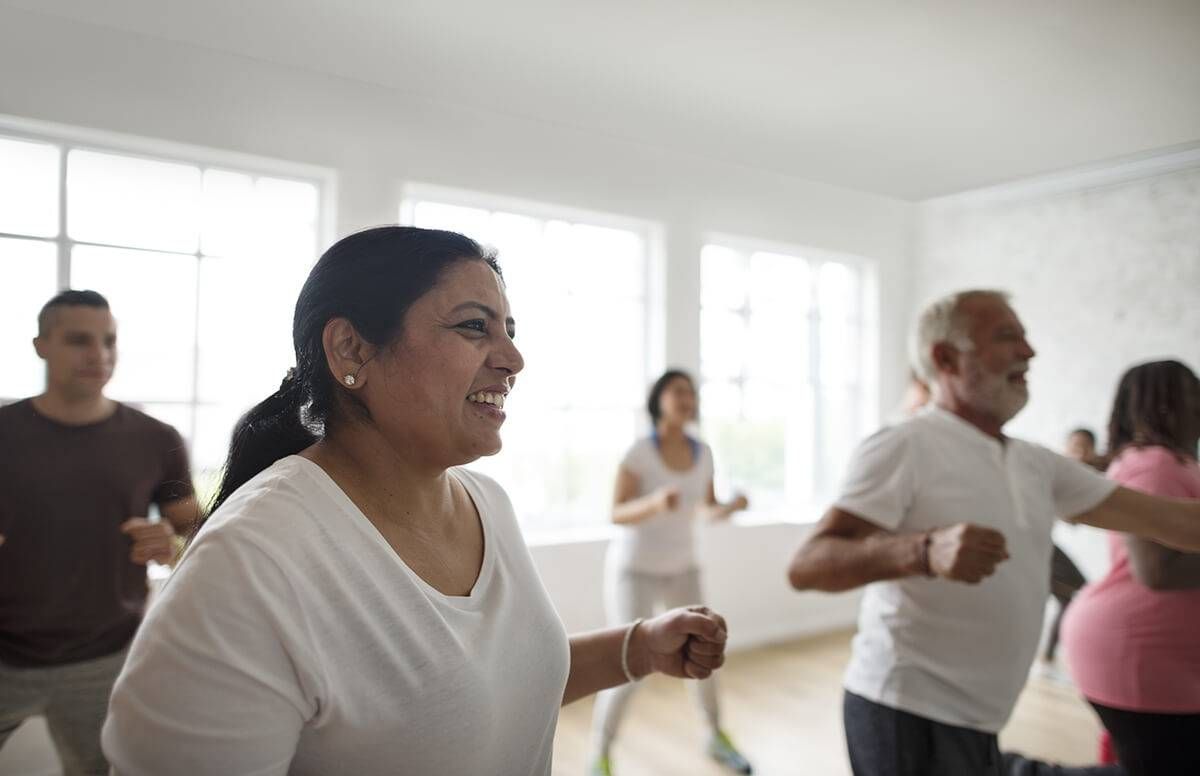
[553,630,1104,776]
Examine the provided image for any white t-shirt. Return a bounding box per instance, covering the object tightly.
[837,408,1116,733]
[607,436,715,575]
[102,456,570,776]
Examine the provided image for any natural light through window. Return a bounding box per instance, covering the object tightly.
[406,196,651,536]
[700,242,876,517]
[0,133,325,500]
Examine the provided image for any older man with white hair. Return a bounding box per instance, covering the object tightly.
[787,289,1200,776]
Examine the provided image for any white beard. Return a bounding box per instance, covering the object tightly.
[964,360,1029,425]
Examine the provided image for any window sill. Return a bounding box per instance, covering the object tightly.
[522,507,823,549]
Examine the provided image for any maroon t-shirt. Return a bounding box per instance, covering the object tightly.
[0,399,193,667]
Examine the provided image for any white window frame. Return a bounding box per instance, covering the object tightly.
[700,231,880,517]
[0,112,338,453]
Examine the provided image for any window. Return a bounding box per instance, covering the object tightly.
[700,240,877,516]
[0,127,330,500]
[403,189,655,536]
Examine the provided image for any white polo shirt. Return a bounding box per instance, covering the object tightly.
[837,408,1116,733]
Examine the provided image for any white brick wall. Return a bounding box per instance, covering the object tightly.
[914,165,1200,578]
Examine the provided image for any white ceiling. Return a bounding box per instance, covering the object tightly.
[7,0,1200,199]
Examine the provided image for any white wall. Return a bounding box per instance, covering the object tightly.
[914,159,1200,578]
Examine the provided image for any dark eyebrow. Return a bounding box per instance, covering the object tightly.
[450,301,516,328]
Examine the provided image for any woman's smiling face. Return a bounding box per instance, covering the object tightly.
[358,259,524,468]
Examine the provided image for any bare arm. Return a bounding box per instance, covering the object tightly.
[563,608,728,706]
[162,496,201,536]
[611,466,673,525]
[1072,486,1200,552]
[787,508,1010,592]
[698,479,748,522]
[119,496,202,567]
[787,508,926,592]
[1124,535,1200,591]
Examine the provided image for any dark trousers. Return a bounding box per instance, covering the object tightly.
[1091,701,1200,776]
[844,690,1125,776]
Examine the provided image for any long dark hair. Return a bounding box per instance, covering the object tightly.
[647,369,696,424]
[1106,359,1200,461]
[202,226,499,523]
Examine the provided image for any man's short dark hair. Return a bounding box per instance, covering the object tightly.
[37,290,110,337]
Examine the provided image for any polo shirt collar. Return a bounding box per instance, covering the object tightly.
[926,406,1008,452]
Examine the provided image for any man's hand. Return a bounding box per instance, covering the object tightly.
[629,606,728,680]
[120,518,176,566]
[927,523,1009,584]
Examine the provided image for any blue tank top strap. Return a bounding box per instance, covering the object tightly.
[650,430,701,462]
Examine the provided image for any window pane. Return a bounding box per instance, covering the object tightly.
[68,150,201,253]
[820,319,861,386]
[201,169,256,257]
[0,137,59,237]
[818,388,861,500]
[701,244,747,310]
[193,403,246,477]
[700,380,741,420]
[486,211,544,295]
[782,387,817,508]
[749,251,810,308]
[747,304,808,385]
[412,201,491,243]
[70,245,198,402]
[0,238,57,399]
[196,253,304,406]
[818,261,859,321]
[705,414,788,513]
[700,309,745,380]
[565,298,643,408]
[256,177,318,228]
[552,222,643,299]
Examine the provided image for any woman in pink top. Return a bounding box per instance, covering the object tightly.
[1062,359,1200,776]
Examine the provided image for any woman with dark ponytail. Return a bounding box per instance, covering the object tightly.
[101,226,730,776]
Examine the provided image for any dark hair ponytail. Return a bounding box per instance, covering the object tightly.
[200,226,498,525]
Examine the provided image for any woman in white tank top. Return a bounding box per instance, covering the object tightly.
[589,369,754,775]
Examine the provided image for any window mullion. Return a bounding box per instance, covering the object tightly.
[56,145,70,289]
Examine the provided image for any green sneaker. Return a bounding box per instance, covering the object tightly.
[708,730,753,774]
[590,755,613,776]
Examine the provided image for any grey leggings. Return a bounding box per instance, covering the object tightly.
[590,567,720,757]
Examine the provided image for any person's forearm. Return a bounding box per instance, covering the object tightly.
[612,495,662,525]
[1126,536,1200,590]
[1080,488,1200,552]
[788,531,927,592]
[699,502,735,521]
[563,624,647,705]
[1155,553,1200,588]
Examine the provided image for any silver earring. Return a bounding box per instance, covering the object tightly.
[343,374,357,386]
